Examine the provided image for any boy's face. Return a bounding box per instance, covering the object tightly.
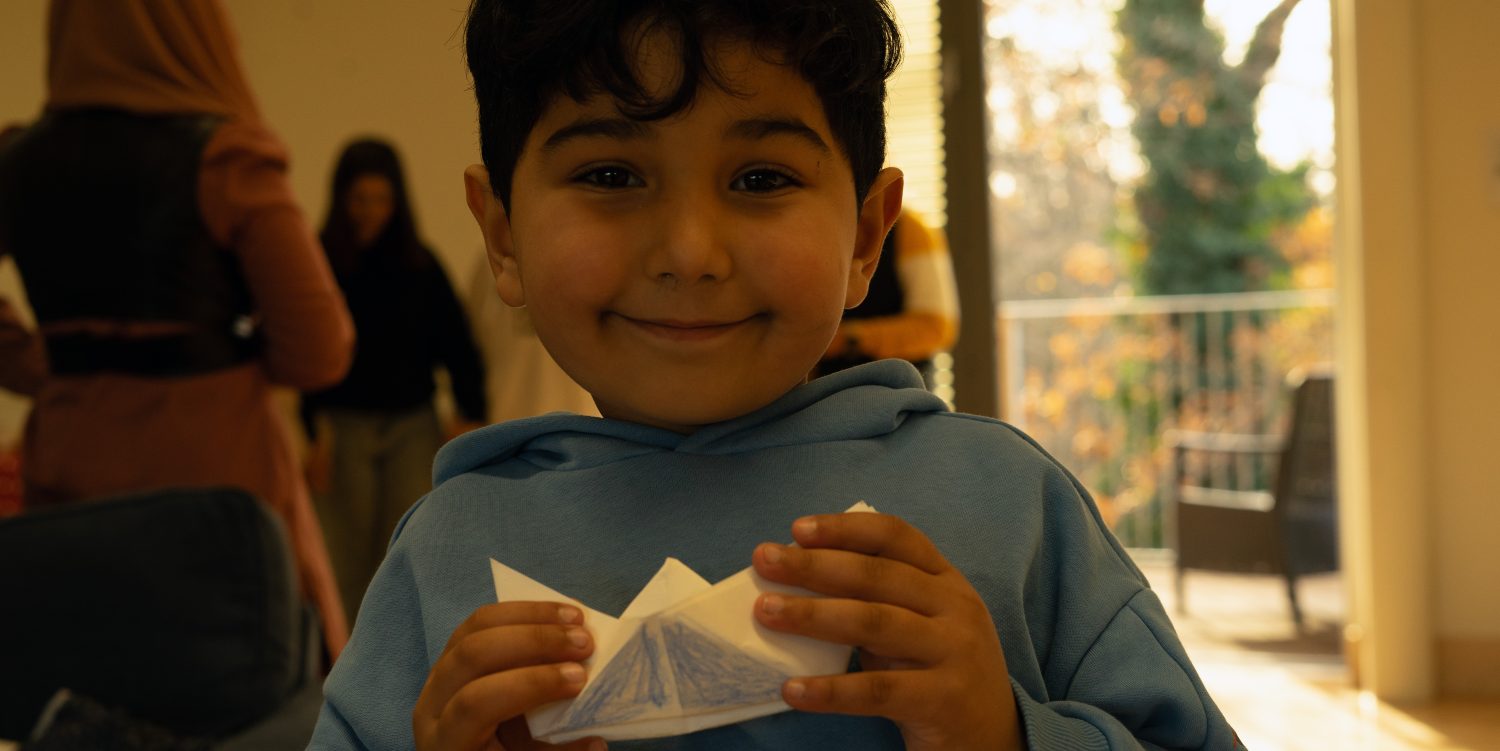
[466,36,903,433]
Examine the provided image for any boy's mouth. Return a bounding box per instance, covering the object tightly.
[615,314,757,343]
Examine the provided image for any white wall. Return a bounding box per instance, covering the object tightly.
[0,0,492,446]
[1416,1,1500,699]
[224,0,484,277]
[1417,0,1500,650]
[1336,0,1500,700]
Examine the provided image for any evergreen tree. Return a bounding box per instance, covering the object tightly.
[1116,0,1312,294]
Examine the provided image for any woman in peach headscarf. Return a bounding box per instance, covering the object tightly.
[0,0,354,658]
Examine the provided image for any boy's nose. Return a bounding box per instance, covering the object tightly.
[645,199,732,284]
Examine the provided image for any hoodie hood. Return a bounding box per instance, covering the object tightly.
[434,360,947,483]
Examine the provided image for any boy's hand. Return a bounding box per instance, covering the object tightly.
[752,514,1025,751]
[413,602,606,751]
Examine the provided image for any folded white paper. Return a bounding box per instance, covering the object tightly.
[491,502,876,743]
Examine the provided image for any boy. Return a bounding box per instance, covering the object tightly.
[311,0,1244,749]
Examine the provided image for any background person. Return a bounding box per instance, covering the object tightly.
[301,137,488,624]
[0,0,355,658]
[815,207,959,388]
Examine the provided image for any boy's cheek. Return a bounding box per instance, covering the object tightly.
[523,263,618,310]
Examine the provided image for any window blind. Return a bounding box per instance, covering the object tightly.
[887,0,947,227]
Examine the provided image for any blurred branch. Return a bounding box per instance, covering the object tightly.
[1238,0,1304,99]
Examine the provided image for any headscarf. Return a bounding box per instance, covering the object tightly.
[45,0,260,122]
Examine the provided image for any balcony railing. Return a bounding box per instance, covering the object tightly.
[998,289,1336,548]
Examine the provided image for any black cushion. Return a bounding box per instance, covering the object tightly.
[0,487,302,740]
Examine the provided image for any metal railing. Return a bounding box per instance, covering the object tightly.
[998,289,1335,548]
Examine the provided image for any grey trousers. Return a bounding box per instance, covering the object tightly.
[315,404,441,625]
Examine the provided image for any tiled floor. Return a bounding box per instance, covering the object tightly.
[1134,554,1500,750]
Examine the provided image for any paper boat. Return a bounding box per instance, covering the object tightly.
[490,502,875,742]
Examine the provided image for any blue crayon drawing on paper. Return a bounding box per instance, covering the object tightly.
[493,502,878,742]
[661,619,787,710]
[556,624,670,731]
[555,616,788,733]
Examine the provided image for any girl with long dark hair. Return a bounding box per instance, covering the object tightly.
[301,137,487,624]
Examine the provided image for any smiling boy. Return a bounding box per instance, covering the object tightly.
[475,46,883,433]
[310,1,1243,750]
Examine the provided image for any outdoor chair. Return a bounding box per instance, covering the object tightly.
[1166,369,1338,630]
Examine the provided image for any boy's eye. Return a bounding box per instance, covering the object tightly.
[731,169,799,193]
[577,166,643,189]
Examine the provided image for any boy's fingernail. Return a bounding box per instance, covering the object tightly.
[566,627,590,649]
[558,605,582,623]
[762,544,784,564]
[793,517,818,538]
[560,663,586,685]
[785,679,807,700]
[589,739,607,751]
[761,595,784,615]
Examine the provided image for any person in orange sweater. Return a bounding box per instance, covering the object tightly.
[816,208,959,388]
[0,0,355,659]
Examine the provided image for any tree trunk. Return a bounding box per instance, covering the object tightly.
[1238,0,1306,99]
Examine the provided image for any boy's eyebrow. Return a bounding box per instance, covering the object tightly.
[540,116,653,152]
[726,117,832,155]
[538,115,832,155]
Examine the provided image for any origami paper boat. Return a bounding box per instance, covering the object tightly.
[490,502,875,743]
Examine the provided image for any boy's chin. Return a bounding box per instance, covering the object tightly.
[597,391,792,435]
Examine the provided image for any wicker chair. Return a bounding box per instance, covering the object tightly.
[1166,370,1338,630]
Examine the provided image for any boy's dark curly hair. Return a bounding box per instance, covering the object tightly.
[465,0,903,210]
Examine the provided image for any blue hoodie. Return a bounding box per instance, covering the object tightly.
[311,360,1243,750]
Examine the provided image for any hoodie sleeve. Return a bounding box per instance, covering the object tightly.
[311,538,430,750]
[989,424,1246,751]
[1010,589,1247,750]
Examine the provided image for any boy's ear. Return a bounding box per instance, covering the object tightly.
[463,164,525,307]
[845,167,905,309]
